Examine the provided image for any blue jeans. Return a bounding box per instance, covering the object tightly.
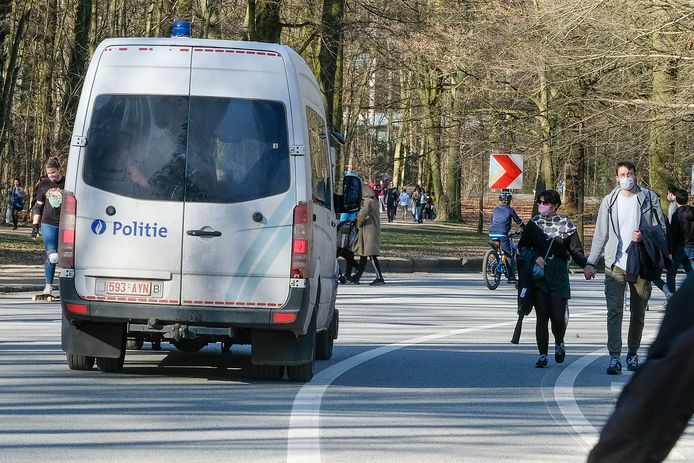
[667,245,694,292]
[41,223,59,285]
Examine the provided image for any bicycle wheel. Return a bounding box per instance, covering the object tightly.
[483,249,502,290]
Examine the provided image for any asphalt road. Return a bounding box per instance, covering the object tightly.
[0,273,690,463]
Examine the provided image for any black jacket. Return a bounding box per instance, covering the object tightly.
[669,205,694,249]
[625,225,671,283]
[588,274,694,462]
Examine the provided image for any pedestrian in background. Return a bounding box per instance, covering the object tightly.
[667,188,694,293]
[666,184,679,223]
[349,183,385,286]
[385,182,398,223]
[411,186,422,223]
[583,160,666,375]
[398,187,411,221]
[8,178,26,230]
[32,157,65,296]
[373,181,383,213]
[518,189,589,368]
[418,190,429,223]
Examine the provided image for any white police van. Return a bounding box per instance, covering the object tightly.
[57,23,360,381]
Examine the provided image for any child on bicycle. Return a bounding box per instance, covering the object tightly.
[489,189,524,281]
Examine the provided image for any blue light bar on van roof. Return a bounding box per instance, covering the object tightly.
[171,21,192,38]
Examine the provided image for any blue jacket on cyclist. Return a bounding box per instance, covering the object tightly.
[489,190,524,281]
[489,190,523,254]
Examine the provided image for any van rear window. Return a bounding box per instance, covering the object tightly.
[83,95,290,203]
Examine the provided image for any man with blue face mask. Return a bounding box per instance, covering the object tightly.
[583,161,666,375]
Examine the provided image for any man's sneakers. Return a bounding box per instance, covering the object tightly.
[370,278,385,286]
[555,343,566,363]
[626,353,639,371]
[606,356,622,375]
[535,354,548,368]
[42,284,53,296]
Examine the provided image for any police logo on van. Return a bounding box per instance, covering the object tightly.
[91,219,168,238]
[91,219,107,235]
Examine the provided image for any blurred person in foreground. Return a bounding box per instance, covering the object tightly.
[588,273,694,462]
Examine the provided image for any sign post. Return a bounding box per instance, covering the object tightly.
[489,153,523,189]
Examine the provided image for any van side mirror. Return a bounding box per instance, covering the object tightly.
[334,175,362,213]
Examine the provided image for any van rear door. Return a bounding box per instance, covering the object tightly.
[180,47,294,307]
[74,45,191,304]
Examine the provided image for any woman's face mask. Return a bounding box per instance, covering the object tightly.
[538,203,554,216]
[619,175,635,191]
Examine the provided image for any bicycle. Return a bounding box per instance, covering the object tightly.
[482,231,520,290]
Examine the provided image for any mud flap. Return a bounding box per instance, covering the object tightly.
[251,308,316,366]
[62,314,126,359]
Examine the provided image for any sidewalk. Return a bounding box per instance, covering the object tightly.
[0,258,484,293]
[0,265,48,293]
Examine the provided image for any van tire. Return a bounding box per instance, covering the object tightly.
[126,337,144,350]
[287,361,314,382]
[172,339,208,353]
[66,353,95,370]
[96,354,125,373]
[316,311,337,360]
[256,365,285,381]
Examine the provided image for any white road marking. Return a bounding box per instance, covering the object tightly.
[554,347,605,449]
[553,336,685,460]
[286,320,511,463]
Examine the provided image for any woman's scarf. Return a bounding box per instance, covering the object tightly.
[532,213,577,240]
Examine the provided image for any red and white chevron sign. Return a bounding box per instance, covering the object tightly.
[489,153,523,189]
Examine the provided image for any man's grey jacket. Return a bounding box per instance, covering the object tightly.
[587,185,667,269]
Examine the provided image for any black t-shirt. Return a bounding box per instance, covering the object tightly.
[36,176,65,226]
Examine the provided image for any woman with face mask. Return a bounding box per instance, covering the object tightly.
[517,189,590,368]
[31,157,65,296]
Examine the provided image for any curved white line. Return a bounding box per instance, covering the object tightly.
[553,334,685,459]
[286,320,512,463]
[554,347,605,449]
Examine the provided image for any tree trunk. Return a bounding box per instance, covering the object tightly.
[246,0,281,43]
[649,27,678,208]
[318,0,345,178]
[59,0,91,156]
[563,131,585,243]
[0,0,33,168]
[199,0,221,39]
[533,65,554,197]
[420,70,444,218]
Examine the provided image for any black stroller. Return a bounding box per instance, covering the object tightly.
[336,219,358,283]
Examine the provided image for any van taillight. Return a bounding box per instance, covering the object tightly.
[58,193,77,268]
[290,203,312,279]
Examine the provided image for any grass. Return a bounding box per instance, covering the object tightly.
[380,222,490,258]
[0,221,491,266]
[0,231,44,265]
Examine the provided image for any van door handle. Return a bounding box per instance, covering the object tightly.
[187,229,222,237]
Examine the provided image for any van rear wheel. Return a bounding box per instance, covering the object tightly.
[96,355,125,373]
[316,310,338,360]
[256,365,284,380]
[287,361,314,382]
[66,353,95,370]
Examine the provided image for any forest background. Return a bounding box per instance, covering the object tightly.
[0,0,693,241]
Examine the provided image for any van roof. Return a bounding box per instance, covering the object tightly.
[98,37,290,56]
[95,37,313,87]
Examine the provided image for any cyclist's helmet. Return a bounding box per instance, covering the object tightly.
[499,189,513,203]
